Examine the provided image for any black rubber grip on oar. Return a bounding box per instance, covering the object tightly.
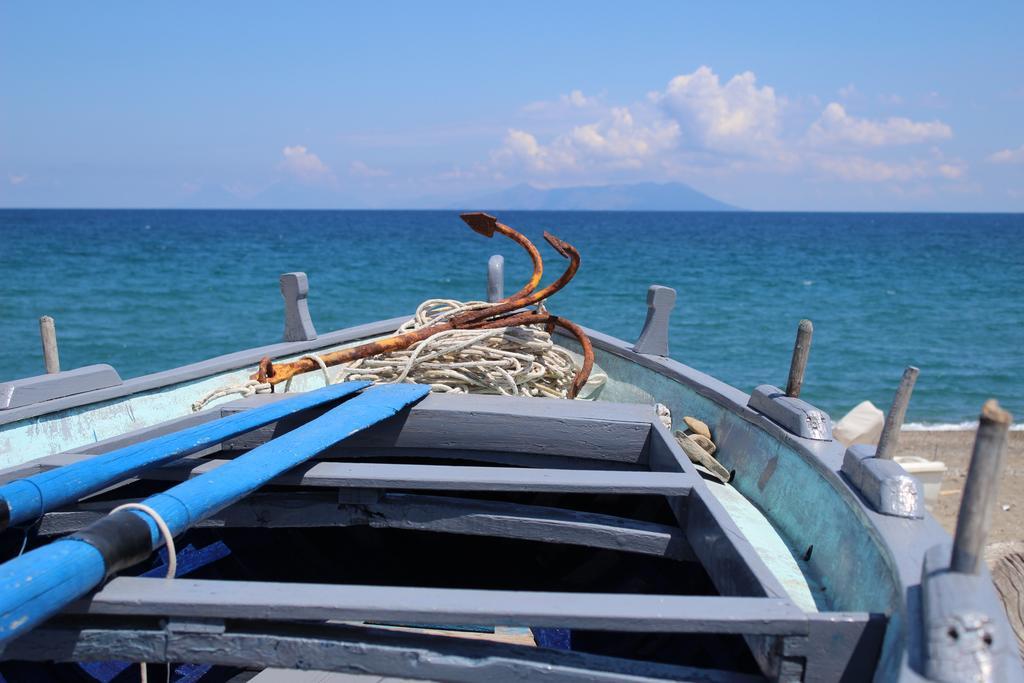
[68,510,155,578]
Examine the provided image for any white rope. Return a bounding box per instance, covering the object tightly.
[108,503,176,683]
[331,299,604,399]
[193,299,607,407]
[191,379,271,413]
[283,353,331,392]
[109,502,177,579]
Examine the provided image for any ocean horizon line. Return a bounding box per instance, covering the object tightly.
[1,207,1023,215]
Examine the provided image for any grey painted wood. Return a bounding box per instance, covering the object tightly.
[487,254,504,303]
[223,393,654,463]
[309,446,645,471]
[784,612,887,683]
[952,400,1014,574]
[645,423,796,631]
[281,272,318,342]
[6,621,761,683]
[0,316,408,424]
[251,669,422,683]
[0,364,123,410]
[39,315,60,374]
[746,384,832,441]
[71,576,807,635]
[9,445,642,485]
[339,493,696,561]
[921,544,1024,683]
[136,459,695,494]
[841,444,924,519]
[875,366,919,460]
[37,492,695,561]
[785,319,812,399]
[632,285,676,357]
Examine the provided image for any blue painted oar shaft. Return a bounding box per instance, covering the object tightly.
[0,383,428,648]
[0,381,371,530]
[137,383,428,540]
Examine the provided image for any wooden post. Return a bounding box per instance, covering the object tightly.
[875,366,919,460]
[951,400,1013,574]
[785,319,813,398]
[487,255,504,303]
[39,316,60,374]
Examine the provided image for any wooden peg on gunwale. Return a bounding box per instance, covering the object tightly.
[785,319,813,398]
[875,366,919,460]
[39,316,60,374]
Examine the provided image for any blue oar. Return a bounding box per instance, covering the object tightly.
[0,381,372,531]
[0,382,429,648]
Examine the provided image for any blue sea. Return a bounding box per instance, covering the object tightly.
[1,210,1021,426]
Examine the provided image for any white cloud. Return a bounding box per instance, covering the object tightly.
[7,173,27,185]
[655,66,782,154]
[349,160,390,177]
[280,145,332,181]
[493,129,575,173]
[479,65,965,192]
[813,155,966,182]
[494,107,678,174]
[988,144,1024,164]
[522,89,600,114]
[564,89,595,108]
[807,103,952,147]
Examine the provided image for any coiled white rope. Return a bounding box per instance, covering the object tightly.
[192,299,605,411]
[333,299,603,398]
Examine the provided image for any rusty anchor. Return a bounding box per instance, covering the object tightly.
[252,213,595,398]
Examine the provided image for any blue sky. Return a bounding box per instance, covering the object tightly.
[1,2,1022,211]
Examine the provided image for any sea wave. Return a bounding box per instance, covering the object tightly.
[903,422,1024,432]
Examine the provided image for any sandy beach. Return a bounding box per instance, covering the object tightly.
[896,430,1024,546]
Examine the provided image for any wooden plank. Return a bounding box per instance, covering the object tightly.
[0,364,121,410]
[39,492,694,561]
[346,493,695,561]
[786,612,887,682]
[6,620,762,683]
[140,460,695,495]
[224,393,655,463]
[73,577,808,635]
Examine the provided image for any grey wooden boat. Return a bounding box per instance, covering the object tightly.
[0,263,1019,683]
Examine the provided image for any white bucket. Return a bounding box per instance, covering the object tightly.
[895,455,947,508]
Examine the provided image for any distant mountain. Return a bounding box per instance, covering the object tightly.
[450,182,738,211]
